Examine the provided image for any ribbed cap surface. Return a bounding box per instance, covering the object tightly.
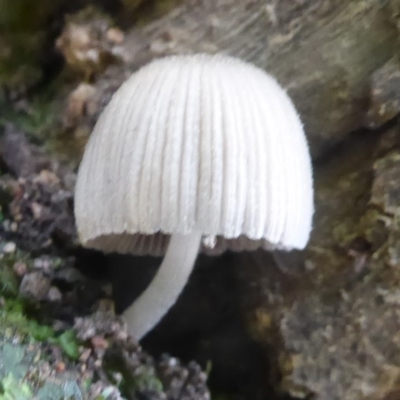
[74,54,314,255]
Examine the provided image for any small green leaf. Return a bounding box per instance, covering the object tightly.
[57,330,80,360]
[30,322,54,341]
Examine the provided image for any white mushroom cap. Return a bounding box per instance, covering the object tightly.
[74,53,313,256]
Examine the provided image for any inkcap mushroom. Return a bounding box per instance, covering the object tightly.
[74,53,314,341]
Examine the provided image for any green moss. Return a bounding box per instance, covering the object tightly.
[0,262,19,298]
[0,248,80,361]
[0,34,44,90]
[0,0,63,91]
[103,347,163,397]
[55,330,80,360]
[0,302,81,360]
[119,365,163,394]
[0,248,35,298]
[0,338,85,400]
[0,0,60,30]
[131,371,163,393]
[0,72,88,165]
[94,386,126,400]
[0,374,32,400]
[0,89,60,141]
[1,299,49,338]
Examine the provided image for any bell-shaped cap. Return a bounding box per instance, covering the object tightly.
[74,54,314,255]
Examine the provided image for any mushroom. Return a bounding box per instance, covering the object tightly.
[74,53,314,341]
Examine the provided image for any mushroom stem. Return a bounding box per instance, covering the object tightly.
[123,231,202,341]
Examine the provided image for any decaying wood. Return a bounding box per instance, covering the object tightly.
[66,0,400,159]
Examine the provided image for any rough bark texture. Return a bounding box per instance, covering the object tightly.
[236,123,400,400]
[60,0,400,159]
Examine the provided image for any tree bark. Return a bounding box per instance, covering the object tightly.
[68,0,400,159]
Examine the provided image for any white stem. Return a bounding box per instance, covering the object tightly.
[123,231,202,341]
